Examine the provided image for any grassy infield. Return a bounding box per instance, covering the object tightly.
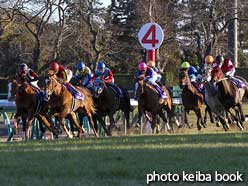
[0,106,248,186]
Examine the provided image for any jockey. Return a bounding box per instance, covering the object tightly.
[17,63,39,89]
[75,61,93,88]
[134,61,167,101]
[194,74,204,94]
[147,60,162,85]
[181,61,198,82]
[48,61,73,83]
[17,63,48,101]
[221,58,245,88]
[204,55,215,81]
[221,58,235,77]
[92,61,123,97]
[215,55,224,68]
[48,61,80,96]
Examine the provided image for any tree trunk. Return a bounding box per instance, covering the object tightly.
[32,38,40,72]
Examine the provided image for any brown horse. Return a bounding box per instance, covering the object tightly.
[178,69,206,130]
[136,77,180,133]
[212,68,246,131]
[10,78,57,140]
[45,75,97,138]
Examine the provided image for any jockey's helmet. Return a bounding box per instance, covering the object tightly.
[49,61,59,73]
[216,55,224,65]
[138,62,147,71]
[18,63,28,74]
[205,55,214,64]
[181,61,190,69]
[97,61,106,70]
[147,60,155,67]
[77,62,85,71]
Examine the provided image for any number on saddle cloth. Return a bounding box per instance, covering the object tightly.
[64,83,84,100]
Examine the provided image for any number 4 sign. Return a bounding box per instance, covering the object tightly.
[138,23,164,50]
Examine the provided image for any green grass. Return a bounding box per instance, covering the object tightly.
[0,132,247,186]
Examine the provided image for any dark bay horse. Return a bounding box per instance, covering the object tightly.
[179,69,206,130]
[45,76,98,138]
[211,68,246,131]
[91,79,133,136]
[136,77,181,133]
[10,78,57,140]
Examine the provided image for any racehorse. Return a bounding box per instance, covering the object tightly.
[203,80,230,130]
[45,75,98,138]
[178,69,206,130]
[91,78,133,136]
[135,76,181,133]
[10,77,57,140]
[211,68,246,131]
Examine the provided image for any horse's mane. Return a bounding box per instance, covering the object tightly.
[217,78,237,96]
[144,82,158,94]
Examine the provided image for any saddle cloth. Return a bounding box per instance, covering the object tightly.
[63,83,84,100]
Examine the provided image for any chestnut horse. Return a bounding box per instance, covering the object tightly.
[178,69,206,130]
[10,78,57,140]
[135,77,181,133]
[45,75,97,138]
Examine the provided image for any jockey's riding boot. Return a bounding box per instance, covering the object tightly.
[154,85,167,103]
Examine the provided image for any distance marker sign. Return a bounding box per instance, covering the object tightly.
[138,22,164,50]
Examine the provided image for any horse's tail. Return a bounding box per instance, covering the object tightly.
[80,87,96,114]
[121,87,134,112]
[236,75,248,99]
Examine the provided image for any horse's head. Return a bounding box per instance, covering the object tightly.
[211,66,224,82]
[8,77,28,100]
[45,75,61,99]
[135,75,146,99]
[178,68,190,88]
[92,78,105,98]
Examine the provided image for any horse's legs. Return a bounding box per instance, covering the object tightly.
[67,112,85,137]
[136,105,144,127]
[84,111,98,137]
[21,115,27,140]
[151,113,158,134]
[95,114,111,136]
[237,102,245,122]
[25,113,34,140]
[13,112,21,134]
[123,109,130,129]
[37,114,56,136]
[184,109,191,128]
[57,114,73,138]
[108,113,116,134]
[158,109,172,133]
[204,105,214,124]
[194,109,202,131]
[232,107,244,131]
